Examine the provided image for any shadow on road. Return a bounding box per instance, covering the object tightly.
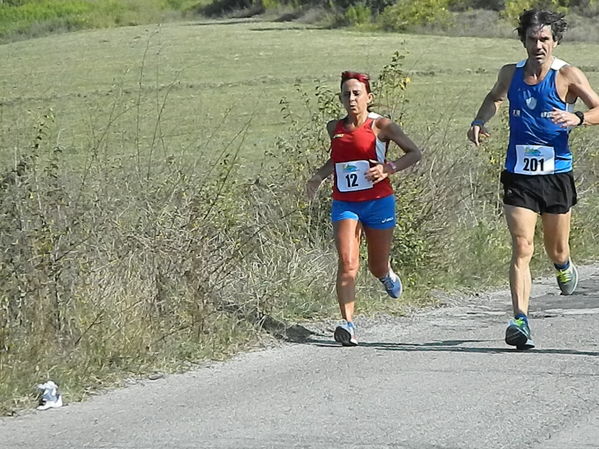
[304,338,599,356]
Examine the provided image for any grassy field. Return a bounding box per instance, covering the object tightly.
[2,20,599,414]
[2,20,598,167]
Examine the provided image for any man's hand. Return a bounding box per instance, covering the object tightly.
[467,123,490,146]
[549,108,581,128]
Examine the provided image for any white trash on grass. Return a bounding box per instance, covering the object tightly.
[36,380,63,410]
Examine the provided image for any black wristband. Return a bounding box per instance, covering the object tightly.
[574,111,585,126]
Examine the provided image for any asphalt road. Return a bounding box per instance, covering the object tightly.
[2,266,598,449]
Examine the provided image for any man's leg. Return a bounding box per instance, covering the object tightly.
[541,211,571,266]
[504,205,538,349]
[504,205,538,316]
[542,211,578,295]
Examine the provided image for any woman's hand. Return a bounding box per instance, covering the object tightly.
[366,160,393,183]
[306,174,323,200]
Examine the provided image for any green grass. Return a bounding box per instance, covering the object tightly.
[2,21,598,169]
[0,0,212,42]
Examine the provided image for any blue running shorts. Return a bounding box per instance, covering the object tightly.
[331,195,396,229]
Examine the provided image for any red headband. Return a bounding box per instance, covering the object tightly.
[341,71,371,93]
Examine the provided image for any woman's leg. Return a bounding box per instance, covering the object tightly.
[333,218,362,322]
[363,226,394,279]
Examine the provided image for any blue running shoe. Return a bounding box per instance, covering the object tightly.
[505,318,535,350]
[379,270,402,299]
[334,322,358,346]
[556,262,578,296]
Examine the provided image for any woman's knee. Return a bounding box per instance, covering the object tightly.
[338,257,359,277]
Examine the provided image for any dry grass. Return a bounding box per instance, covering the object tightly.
[2,20,599,415]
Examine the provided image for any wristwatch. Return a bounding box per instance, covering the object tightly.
[574,111,585,126]
[387,160,398,173]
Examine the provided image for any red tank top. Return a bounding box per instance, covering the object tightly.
[330,115,393,202]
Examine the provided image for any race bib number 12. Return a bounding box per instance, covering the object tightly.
[514,145,555,175]
[335,160,373,192]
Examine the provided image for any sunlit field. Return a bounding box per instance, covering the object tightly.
[2,20,597,168]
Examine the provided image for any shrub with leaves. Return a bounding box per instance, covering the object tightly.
[379,0,453,31]
[502,0,571,24]
[344,3,372,25]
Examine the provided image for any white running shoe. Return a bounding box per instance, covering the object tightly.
[334,322,358,346]
[379,270,403,299]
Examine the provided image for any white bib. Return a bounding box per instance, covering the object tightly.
[335,160,373,192]
[514,145,555,175]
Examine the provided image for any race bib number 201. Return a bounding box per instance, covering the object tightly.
[514,145,555,175]
[335,160,373,192]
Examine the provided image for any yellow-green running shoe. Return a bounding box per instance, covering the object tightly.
[556,262,578,295]
[505,318,535,350]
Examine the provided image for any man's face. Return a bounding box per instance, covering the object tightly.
[524,24,557,65]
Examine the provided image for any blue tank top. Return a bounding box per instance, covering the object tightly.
[506,58,573,175]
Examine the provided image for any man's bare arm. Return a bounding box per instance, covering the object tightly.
[467,64,516,145]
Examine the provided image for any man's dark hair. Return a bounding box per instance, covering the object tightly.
[517,9,568,44]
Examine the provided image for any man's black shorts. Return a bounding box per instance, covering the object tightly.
[500,170,577,214]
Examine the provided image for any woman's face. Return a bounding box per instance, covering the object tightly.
[340,78,372,115]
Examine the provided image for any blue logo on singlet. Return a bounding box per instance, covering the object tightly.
[343,164,358,172]
[524,148,542,156]
[525,97,537,110]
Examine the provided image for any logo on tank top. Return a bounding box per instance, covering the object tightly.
[333,133,344,139]
[525,96,537,110]
[523,147,542,156]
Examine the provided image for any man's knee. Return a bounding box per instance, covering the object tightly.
[512,235,534,260]
[546,243,569,263]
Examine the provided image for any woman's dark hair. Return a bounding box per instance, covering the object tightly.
[517,9,567,44]
[340,71,372,93]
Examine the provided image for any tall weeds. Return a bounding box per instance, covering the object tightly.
[2,48,599,415]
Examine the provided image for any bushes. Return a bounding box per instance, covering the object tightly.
[344,3,372,26]
[502,0,570,23]
[199,0,261,16]
[380,0,453,31]
[0,59,340,413]
[0,0,206,41]
[0,50,413,412]
[3,0,599,44]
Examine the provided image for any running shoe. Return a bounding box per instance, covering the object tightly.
[556,262,578,296]
[334,322,358,346]
[379,270,403,299]
[505,318,535,350]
